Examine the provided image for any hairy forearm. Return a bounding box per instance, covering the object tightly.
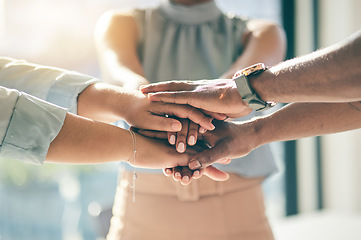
[252,30,361,103]
[255,102,361,147]
[46,113,133,164]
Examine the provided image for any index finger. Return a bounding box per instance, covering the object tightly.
[140,81,194,94]
[148,91,193,106]
[153,103,215,131]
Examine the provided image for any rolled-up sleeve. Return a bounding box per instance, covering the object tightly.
[0,56,99,114]
[0,56,100,164]
[0,87,67,164]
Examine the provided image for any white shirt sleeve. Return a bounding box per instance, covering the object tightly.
[0,57,100,164]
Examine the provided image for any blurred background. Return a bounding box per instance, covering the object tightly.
[0,0,361,239]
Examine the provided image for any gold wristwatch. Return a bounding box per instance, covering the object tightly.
[232,63,276,111]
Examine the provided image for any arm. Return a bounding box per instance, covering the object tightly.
[220,19,286,78]
[0,86,206,168]
[141,29,361,113]
[252,29,361,103]
[188,101,361,169]
[167,19,287,148]
[95,10,148,89]
[48,112,230,182]
[0,57,216,166]
[47,112,193,168]
[0,56,216,132]
[77,82,216,131]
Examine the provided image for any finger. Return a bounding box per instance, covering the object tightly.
[191,169,204,179]
[201,110,227,121]
[177,167,194,185]
[168,132,176,145]
[140,81,194,94]
[188,141,231,170]
[173,166,182,182]
[153,104,215,131]
[148,91,192,105]
[187,121,199,146]
[216,158,232,165]
[163,168,173,177]
[142,114,183,132]
[199,127,207,134]
[203,166,229,181]
[176,119,189,153]
[137,129,168,139]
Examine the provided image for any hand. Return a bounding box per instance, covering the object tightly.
[124,91,217,132]
[163,158,231,185]
[78,83,217,132]
[168,118,200,153]
[132,118,201,153]
[133,128,230,181]
[130,133,197,169]
[187,120,259,170]
[140,79,253,118]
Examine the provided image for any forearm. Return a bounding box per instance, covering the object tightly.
[95,11,148,90]
[77,82,137,123]
[47,112,198,169]
[98,51,149,89]
[46,112,133,164]
[254,101,361,147]
[252,30,361,103]
[220,20,286,79]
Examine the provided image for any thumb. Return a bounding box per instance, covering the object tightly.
[188,141,231,170]
[203,166,229,181]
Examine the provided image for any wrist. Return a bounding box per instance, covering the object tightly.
[252,116,276,148]
[232,63,276,111]
[79,83,129,123]
[248,69,276,103]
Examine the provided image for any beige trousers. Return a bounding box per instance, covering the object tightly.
[107,171,274,240]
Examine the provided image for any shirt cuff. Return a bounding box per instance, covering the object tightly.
[0,92,67,165]
[46,71,99,114]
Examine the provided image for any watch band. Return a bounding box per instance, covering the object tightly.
[233,63,276,111]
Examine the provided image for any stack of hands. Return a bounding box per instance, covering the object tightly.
[127,79,258,185]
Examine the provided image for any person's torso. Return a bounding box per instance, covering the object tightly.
[126,1,277,177]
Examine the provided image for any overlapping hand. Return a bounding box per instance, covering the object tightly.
[131,79,258,184]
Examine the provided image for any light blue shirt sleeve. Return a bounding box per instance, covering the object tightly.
[0,56,99,113]
[0,57,100,164]
[0,87,67,164]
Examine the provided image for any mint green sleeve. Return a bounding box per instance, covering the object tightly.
[0,87,67,164]
[0,56,100,164]
[0,56,99,113]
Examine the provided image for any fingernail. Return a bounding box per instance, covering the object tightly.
[165,169,172,174]
[199,127,206,133]
[182,176,189,182]
[189,160,201,170]
[193,171,200,177]
[172,122,182,131]
[169,135,176,145]
[188,135,196,145]
[177,142,185,153]
[175,172,181,178]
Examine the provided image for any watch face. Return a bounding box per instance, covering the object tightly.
[242,63,266,76]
